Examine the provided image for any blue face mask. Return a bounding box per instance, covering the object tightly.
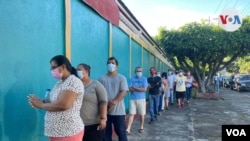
[77,70,84,79]
[107,63,116,72]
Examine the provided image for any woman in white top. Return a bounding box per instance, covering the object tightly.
[28,55,85,141]
[186,71,194,103]
[161,72,169,109]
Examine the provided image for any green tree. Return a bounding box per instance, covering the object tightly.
[155,17,250,93]
[227,55,250,74]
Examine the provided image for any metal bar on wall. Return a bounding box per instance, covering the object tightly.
[65,0,71,60]
[109,22,113,57]
[129,36,132,78]
[141,46,143,70]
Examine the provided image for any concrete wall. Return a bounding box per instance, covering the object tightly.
[0,0,170,140]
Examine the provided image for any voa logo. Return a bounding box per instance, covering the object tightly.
[219,8,242,32]
[226,129,246,136]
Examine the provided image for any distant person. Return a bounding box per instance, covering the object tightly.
[28,55,85,141]
[147,67,161,124]
[173,70,179,103]
[167,71,175,105]
[157,71,165,114]
[126,67,148,134]
[161,72,169,109]
[186,71,194,103]
[98,57,128,141]
[174,70,187,109]
[214,72,220,93]
[77,63,108,141]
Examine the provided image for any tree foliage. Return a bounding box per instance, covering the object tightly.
[155,17,250,92]
[227,55,250,73]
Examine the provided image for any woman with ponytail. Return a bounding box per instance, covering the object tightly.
[28,55,85,141]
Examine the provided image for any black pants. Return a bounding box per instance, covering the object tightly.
[83,124,105,141]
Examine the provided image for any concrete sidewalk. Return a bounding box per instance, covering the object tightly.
[113,88,250,141]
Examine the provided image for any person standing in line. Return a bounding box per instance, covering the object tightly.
[98,57,128,141]
[214,72,220,93]
[28,55,85,141]
[185,71,194,103]
[167,71,175,106]
[161,72,169,110]
[77,63,108,141]
[126,67,148,134]
[174,70,187,109]
[156,71,165,114]
[147,67,162,124]
[173,70,179,104]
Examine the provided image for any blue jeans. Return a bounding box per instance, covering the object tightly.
[186,87,192,101]
[103,115,128,141]
[149,94,160,121]
[169,89,174,104]
[214,83,219,93]
[158,94,164,111]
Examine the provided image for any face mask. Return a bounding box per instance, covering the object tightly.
[157,73,161,77]
[51,68,62,79]
[179,72,183,76]
[168,71,172,75]
[107,63,116,72]
[77,70,84,79]
[136,72,142,77]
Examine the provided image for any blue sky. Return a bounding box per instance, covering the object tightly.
[122,0,250,35]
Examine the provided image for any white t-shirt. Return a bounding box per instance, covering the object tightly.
[186,77,193,88]
[175,75,187,92]
[44,75,84,137]
[168,75,175,89]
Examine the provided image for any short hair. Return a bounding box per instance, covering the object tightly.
[135,66,142,72]
[106,56,118,66]
[78,63,91,76]
[150,67,156,71]
[161,72,167,78]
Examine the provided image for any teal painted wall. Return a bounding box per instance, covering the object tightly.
[0,0,171,140]
[112,26,130,78]
[0,0,65,141]
[150,54,155,69]
[112,26,130,112]
[143,49,150,77]
[71,0,109,79]
[131,39,142,75]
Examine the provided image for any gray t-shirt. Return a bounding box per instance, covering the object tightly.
[80,80,108,126]
[98,73,128,115]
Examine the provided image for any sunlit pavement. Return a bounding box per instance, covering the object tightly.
[112,88,250,141]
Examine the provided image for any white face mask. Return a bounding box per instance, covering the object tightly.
[157,73,161,77]
[107,63,116,72]
[179,72,183,76]
[136,72,142,77]
[77,70,84,79]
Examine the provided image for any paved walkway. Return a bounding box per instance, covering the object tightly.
[113,88,250,141]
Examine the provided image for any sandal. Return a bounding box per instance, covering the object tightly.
[126,131,130,135]
[138,129,144,133]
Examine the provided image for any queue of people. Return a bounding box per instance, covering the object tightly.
[27,55,196,141]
